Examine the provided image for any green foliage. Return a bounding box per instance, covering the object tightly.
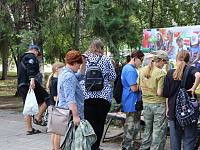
[1,0,200,69]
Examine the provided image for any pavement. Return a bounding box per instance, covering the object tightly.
[0,110,122,150]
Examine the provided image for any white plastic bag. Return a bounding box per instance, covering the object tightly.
[23,89,39,116]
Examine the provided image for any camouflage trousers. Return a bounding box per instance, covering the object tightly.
[140,102,167,150]
[121,111,141,150]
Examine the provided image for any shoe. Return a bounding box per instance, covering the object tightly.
[119,148,126,150]
[33,118,47,126]
[26,128,41,135]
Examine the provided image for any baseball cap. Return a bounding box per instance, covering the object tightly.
[191,33,199,46]
[28,45,42,56]
[155,50,169,63]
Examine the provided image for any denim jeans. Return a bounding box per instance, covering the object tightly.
[169,120,197,150]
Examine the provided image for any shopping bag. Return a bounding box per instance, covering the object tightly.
[23,89,39,116]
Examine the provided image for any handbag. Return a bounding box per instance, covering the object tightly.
[135,76,143,111]
[23,89,39,116]
[175,65,199,127]
[47,82,72,136]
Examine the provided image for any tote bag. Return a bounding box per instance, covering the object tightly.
[47,82,72,136]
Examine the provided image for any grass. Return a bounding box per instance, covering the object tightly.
[0,71,17,76]
[0,71,50,96]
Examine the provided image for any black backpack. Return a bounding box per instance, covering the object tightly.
[113,71,123,104]
[85,56,104,91]
[175,66,199,126]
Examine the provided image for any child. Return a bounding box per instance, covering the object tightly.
[46,62,65,150]
[190,33,200,71]
[176,36,187,52]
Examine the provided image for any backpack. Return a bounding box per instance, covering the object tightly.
[113,71,123,104]
[175,66,199,127]
[85,56,104,91]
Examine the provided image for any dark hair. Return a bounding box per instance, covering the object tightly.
[84,39,104,56]
[126,55,131,63]
[131,50,144,59]
[65,50,83,65]
[156,32,165,48]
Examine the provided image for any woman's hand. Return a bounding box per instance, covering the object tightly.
[82,54,87,64]
[166,108,169,117]
[73,116,81,126]
[68,103,81,126]
[187,88,195,97]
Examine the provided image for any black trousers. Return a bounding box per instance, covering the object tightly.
[84,98,111,150]
[18,81,49,106]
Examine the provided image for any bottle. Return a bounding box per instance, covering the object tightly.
[191,97,198,107]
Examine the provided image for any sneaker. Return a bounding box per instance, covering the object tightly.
[119,148,126,150]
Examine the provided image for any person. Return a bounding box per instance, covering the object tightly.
[18,45,49,135]
[80,39,116,150]
[46,62,65,150]
[163,50,200,150]
[120,50,144,150]
[189,33,200,71]
[176,36,187,52]
[111,58,116,69]
[156,32,166,51]
[137,50,169,150]
[166,30,178,59]
[57,50,86,127]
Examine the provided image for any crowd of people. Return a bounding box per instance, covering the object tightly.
[18,35,200,150]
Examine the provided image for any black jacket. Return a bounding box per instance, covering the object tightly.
[18,52,39,87]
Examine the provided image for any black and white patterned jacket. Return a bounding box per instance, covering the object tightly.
[80,54,116,104]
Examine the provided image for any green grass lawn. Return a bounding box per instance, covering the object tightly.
[0,71,51,96]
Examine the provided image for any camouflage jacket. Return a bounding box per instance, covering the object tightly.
[60,119,97,150]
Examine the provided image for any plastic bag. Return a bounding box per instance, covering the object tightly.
[23,89,39,116]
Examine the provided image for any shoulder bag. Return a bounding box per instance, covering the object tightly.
[135,76,143,111]
[47,82,72,136]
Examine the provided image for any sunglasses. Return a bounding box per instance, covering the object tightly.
[138,57,143,62]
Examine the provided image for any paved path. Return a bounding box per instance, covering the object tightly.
[0,110,122,150]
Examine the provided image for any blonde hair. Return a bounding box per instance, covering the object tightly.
[167,30,174,50]
[144,56,162,79]
[173,50,190,81]
[110,58,116,69]
[84,39,104,56]
[46,62,65,88]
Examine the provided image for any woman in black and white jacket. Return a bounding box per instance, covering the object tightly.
[80,39,116,150]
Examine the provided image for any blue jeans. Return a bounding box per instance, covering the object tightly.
[169,120,197,150]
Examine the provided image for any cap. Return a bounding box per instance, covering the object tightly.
[28,45,42,56]
[155,50,169,63]
[191,33,199,46]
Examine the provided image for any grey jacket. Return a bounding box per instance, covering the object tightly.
[60,119,97,150]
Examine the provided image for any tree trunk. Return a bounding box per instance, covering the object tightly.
[149,0,155,28]
[1,46,8,80]
[74,0,80,51]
